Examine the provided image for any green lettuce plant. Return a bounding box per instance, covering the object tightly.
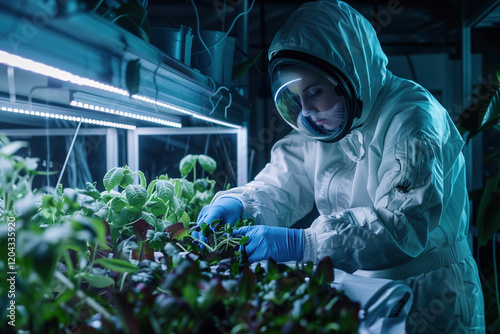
[0,137,360,333]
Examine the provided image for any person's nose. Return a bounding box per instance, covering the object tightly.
[302,108,315,117]
[300,96,316,115]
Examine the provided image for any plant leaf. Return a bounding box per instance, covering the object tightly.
[120,169,134,189]
[238,267,256,302]
[135,170,147,188]
[179,154,197,177]
[198,154,217,174]
[88,218,109,247]
[171,197,185,217]
[33,241,57,283]
[312,257,335,285]
[238,236,249,245]
[126,185,147,208]
[95,258,139,273]
[480,84,500,129]
[110,207,131,227]
[156,180,174,202]
[194,178,209,192]
[149,231,167,249]
[141,211,158,228]
[179,178,194,200]
[76,272,115,288]
[110,196,128,212]
[101,189,121,203]
[147,179,158,200]
[0,140,28,156]
[232,50,263,79]
[171,179,183,198]
[103,167,125,192]
[114,0,150,41]
[179,211,191,228]
[166,222,185,235]
[85,182,101,200]
[144,200,167,217]
[171,227,188,240]
[91,202,109,220]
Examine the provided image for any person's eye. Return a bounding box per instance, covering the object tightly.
[308,88,322,97]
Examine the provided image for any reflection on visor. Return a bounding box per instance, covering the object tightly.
[297,114,335,136]
[301,102,345,130]
[270,58,359,143]
[274,78,346,135]
[274,78,302,103]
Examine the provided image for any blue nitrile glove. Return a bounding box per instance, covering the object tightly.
[232,225,303,263]
[192,197,243,242]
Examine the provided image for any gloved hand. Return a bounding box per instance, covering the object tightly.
[192,197,243,242]
[232,225,303,263]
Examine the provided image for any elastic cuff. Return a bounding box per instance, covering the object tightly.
[302,228,318,263]
[213,193,246,210]
[290,228,304,261]
[215,196,243,206]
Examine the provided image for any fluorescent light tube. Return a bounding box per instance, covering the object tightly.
[0,50,128,96]
[0,50,241,128]
[70,97,182,128]
[0,103,136,130]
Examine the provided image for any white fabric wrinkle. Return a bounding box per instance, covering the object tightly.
[340,129,366,161]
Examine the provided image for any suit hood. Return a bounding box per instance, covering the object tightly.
[268,0,388,128]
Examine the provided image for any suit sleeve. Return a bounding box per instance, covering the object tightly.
[213,132,316,228]
[303,133,447,269]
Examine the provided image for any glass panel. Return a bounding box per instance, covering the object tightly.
[0,129,108,191]
[139,133,238,192]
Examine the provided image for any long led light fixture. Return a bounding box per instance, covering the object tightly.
[70,92,182,128]
[0,105,136,130]
[70,100,181,128]
[0,50,241,129]
[0,50,128,96]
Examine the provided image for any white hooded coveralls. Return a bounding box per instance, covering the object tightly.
[214,1,485,332]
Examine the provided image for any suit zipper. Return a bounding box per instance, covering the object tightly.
[328,160,356,210]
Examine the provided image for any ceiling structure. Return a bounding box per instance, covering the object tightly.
[143,0,499,175]
[144,0,500,56]
[145,0,465,56]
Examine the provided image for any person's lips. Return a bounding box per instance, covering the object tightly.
[315,119,325,126]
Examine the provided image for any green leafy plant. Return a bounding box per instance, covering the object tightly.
[456,72,500,332]
[0,139,360,333]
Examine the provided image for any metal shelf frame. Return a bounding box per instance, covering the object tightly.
[0,1,249,127]
[0,0,251,188]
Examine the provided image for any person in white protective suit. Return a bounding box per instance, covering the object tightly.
[194,0,485,332]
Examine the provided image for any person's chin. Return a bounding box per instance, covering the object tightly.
[323,122,341,130]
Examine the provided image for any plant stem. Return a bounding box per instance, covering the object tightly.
[111,13,145,24]
[64,250,74,277]
[89,241,99,269]
[212,237,240,251]
[119,272,129,292]
[54,271,113,322]
[187,235,214,252]
[176,242,188,252]
[3,193,10,216]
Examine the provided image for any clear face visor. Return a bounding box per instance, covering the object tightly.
[271,64,350,142]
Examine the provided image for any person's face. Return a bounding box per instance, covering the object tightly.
[284,67,345,130]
